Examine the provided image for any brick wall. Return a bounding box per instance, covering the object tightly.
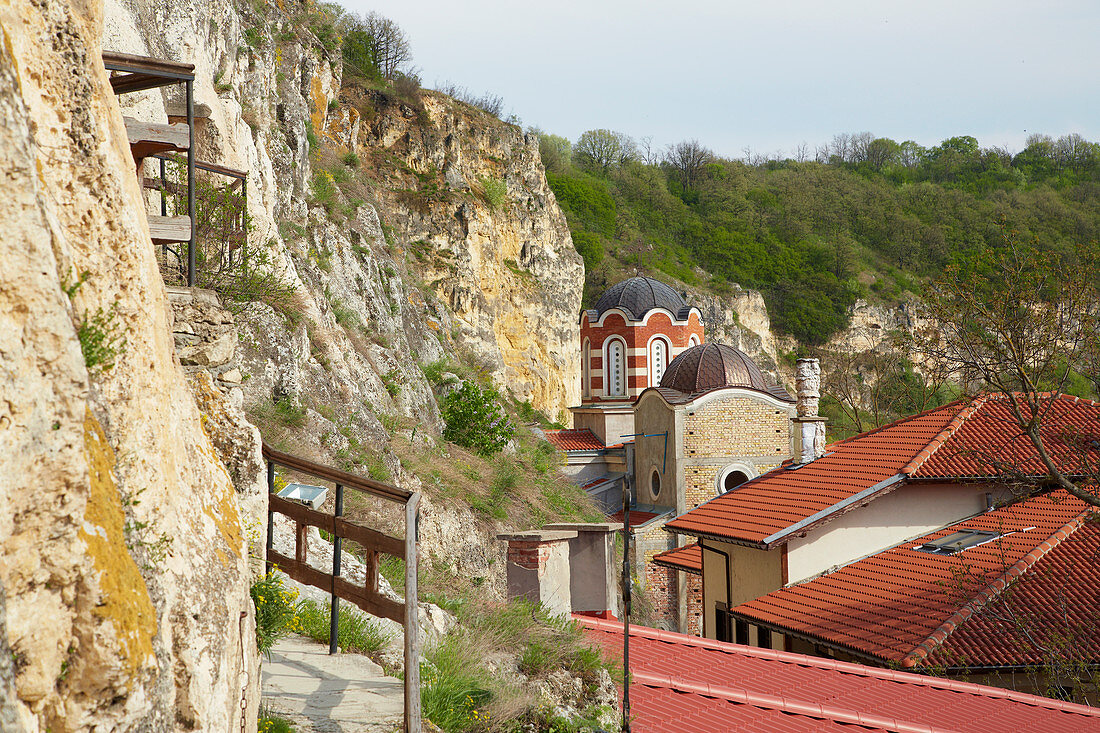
[682,395,791,508]
[507,540,554,570]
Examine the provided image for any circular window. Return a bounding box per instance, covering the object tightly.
[650,469,662,498]
[723,471,748,493]
[716,464,755,495]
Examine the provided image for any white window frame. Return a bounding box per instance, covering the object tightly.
[647,335,670,388]
[604,337,627,398]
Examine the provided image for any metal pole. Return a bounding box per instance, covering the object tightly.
[622,475,632,733]
[185,79,196,287]
[329,483,343,655]
[265,460,275,575]
[404,493,421,733]
[159,157,167,216]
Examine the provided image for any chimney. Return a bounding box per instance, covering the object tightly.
[793,358,827,464]
[498,523,623,617]
[497,529,576,617]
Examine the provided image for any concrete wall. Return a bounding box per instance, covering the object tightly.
[571,406,636,447]
[633,391,682,511]
[700,539,783,639]
[786,483,1003,583]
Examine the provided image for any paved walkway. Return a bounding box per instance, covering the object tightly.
[262,635,404,733]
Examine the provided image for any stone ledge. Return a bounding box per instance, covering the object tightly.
[543,522,623,533]
[497,529,577,543]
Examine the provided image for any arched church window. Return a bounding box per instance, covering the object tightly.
[688,334,700,347]
[582,338,590,397]
[606,339,626,397]
[649,338,669,386]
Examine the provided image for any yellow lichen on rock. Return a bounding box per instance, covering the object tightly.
[79,411,156,676]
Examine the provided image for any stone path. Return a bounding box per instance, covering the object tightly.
[261,635,404,733]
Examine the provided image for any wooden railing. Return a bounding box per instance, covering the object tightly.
[262,443,421,732]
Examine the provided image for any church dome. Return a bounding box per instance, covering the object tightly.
[594,277,690,321]
[660,343,790,400]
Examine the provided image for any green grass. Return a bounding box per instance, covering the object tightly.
[417,598,616,732]
[295,597,392,654]
[258,706,296,733]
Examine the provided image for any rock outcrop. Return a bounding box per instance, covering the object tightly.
[0,0,263,729]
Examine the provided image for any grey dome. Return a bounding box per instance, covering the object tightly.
[594,277,690,321]
[660,343,792,401]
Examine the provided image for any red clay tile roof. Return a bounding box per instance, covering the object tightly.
[732,491,1100,669]
[651,542,702,574]
[544,428,605,451]
[577,616,1100,732]
[665,394,1100,545]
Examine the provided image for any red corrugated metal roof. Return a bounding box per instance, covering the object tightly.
[666,394,1100,545]
[577,616,1100,732]
[732,491,1100,669]
[609,509,662,526]
[652,542,702,574]
[544,428,605,451]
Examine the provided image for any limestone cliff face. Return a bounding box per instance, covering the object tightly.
[103,0,582,447]
[0,0,262,729]
[352,91,583,420]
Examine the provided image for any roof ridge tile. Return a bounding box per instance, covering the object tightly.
[902,395,991,476]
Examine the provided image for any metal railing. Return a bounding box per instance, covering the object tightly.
[149,154,248,286]
[262,443,421,732]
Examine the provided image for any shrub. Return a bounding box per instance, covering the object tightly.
[342,151,360,168]
[77,304,126,373]
[251,572,301,655]
[441,382,514,457]
[476,176,507,210]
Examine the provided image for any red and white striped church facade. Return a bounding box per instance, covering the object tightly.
[571,277,703,444]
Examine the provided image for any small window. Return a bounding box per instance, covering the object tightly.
[735,619,749,645]
[757,627,772,649]
[650,469,661,498]
[606,339,626,397]
[913,529,1001,555]
[723,471,748,493]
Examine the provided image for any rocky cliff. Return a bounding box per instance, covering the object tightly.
[0,1,264,729]
[103,0,582,449]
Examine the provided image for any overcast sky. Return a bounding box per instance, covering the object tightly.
[341,0,1100,159]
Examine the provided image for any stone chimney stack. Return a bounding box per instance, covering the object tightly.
[793,358,827,464]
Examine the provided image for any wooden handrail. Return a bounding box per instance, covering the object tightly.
[262,443,412,503]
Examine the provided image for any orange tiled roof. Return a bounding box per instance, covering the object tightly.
[665,394,1100,545]
[651,542,702,574]
[577,615,1100,732]
[544,428,605,451]
[732,491,1100,668]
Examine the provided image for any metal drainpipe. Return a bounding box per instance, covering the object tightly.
[329,483,343,655]
[621,473,632,733]
[186,79,196,287]
[265,460,274,575]
[700,543,732,639]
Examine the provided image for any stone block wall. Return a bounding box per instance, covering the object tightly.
[167,286,245,407]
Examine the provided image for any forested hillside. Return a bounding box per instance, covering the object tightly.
[539,130,1100,344]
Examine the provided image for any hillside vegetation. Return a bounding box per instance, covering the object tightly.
[540,130,1100,345]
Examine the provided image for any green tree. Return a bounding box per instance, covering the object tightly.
[919,233,1100,507]
[574,129,636,176]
